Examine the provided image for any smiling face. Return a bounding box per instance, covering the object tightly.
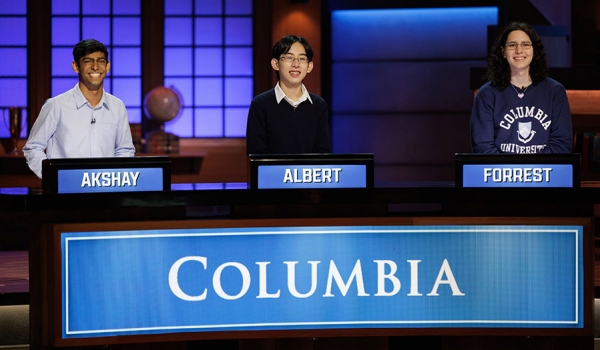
[72,51,110,92]
[271,41,313,89]
[502,30,534,75]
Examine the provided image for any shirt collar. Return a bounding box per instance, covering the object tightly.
[275,82,313,106]
[73,83,108,110]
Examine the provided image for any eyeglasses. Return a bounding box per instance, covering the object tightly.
[81,58,108,66]
[505,42,532,50]
[279,55,308,64]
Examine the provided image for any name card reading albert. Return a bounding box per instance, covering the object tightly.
[249,154,374,189]
[42,157,171,194]
[258,164,366,189]
[455,153,580,188]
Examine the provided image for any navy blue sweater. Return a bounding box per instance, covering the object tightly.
[246,88,331,155]
[470,77,572,154]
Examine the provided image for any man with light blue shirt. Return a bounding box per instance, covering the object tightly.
[23,39,135,179]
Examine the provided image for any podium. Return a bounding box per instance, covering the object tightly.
[248,153,374,189]
[3,153,591,349]
[42,156,171,194]
[455,153,581,188]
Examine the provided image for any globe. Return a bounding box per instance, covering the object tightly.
[143,86,182,124]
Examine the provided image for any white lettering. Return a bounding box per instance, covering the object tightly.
[374,260,400,296]
[213,262,250,300]
[303,168,312,182]
[121,172,131,186]
[332,168,342,182]
[81,173,91,187]
[483,168,492,183]
[112,172,122,187]
[80,171,142,187]
[427,259,465,296]
[282,168,343,183]
[130,171,140,186]
[168,256,207,301]
[324,260,369,297]
[283,169,293,183]
[498,106,552,130]
[483,167,553,183]
[285,261,320,298]
[322,168,332,183]
[407,260,422,296]
[312,168,321,183]
[91,172,101,187]
[256,262,280,298]
[168,258,465,301]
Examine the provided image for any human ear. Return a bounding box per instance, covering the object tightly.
[72,60,80,73]
[271,58,279,71]
[306,61,313,74]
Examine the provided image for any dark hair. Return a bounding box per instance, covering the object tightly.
[271,35,313,80]
[73,39,109,66]
[484,22,547,90]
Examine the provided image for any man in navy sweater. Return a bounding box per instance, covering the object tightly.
[246,35,331,155]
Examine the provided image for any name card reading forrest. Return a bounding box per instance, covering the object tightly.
[455,153,580,188]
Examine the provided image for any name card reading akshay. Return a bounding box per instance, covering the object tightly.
[57,167,164,193]
[257,164,367,189]
[462,164,573,188]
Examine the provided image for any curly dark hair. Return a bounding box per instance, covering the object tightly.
[484,22,548,90]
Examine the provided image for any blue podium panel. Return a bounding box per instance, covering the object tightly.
[249,154,374,189]
[462,164,573,188]
[258,164,367,189]
[57,220,585,342]
[57,167,164,193]
[42,156,171,193]
[455,153,580,188]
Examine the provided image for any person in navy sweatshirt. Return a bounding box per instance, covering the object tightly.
[246,35,331,155]
[470,22,572,154]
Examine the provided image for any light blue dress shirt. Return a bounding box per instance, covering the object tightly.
[23,83,136,179]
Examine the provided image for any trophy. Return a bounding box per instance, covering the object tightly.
[5,107,23,155]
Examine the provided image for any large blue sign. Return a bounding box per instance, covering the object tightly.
[61,225,583,339]
[57,167,164,193]
[257,164,367,189]
[462,164,574,188]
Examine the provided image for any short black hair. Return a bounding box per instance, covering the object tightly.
[73,39,109,66]
[271,35,313,80]
[271,35,313,61]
